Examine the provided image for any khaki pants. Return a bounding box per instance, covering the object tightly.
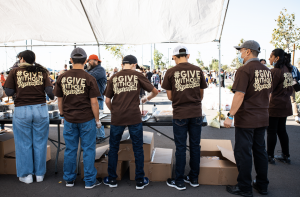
[291,90,299,117]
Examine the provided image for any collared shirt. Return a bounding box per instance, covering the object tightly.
[244,58,260,65]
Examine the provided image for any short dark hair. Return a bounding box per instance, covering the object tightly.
[249,49,259,57]
[72,55,86,64]
[175,49,188,59]
[260,59,266,63]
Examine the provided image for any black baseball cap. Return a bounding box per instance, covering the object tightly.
[70,47,87,59]
[122,55,141,69]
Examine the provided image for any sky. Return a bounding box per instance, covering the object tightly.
[0,0,300,72]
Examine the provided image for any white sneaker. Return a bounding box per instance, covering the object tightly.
[36,175,44,182]
[19,174,33,184]
[295,116,300,123]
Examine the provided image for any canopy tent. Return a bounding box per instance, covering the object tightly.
[0,0,225,44]
[0,0,230,119]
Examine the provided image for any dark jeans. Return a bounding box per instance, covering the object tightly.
[108,123,144,181]
[173,117,202,184]
[235,127,269,192]
[267,117,289,157]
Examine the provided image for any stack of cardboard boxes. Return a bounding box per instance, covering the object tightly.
[0,130,51,175]
[81,130,174,182]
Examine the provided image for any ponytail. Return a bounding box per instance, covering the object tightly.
[272,49,292,72]
[18,50,49,74]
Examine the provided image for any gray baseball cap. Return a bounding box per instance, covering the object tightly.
[234,40,261,53]
[70,47,87,59]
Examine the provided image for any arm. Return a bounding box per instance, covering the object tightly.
[142,88,158,103]
[224,92,245,128]
[57,97,63,115]
[91,97,100,121]
[166,90,172,101]
[105,97,112,111]
[200,89,204,101]
[4,88,15,96]
[45,86,54,100]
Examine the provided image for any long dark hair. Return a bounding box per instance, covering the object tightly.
[272,49,292,72]
[18,50,49,74]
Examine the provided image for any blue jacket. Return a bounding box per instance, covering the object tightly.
[292,65,300,82]
[86,64,107,100]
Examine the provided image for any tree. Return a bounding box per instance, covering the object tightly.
[195,52,204,67]
[209,59,219,71]
[105,45,132,60]
[231,38,245,69]
[271,9,300,52]
[153,49,166,69]
[222,65,228,71]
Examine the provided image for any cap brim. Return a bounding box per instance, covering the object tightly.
[136,64,141,69]
[234,46,242,50]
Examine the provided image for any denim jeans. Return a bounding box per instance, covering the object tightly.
[13,103,49,177]
[63,118,97,187]
[173,117,202,184]
[108,123,144,180]
[1,124,4,130]
[96,99,105,138]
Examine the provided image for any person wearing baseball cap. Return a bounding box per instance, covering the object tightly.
[103,54,158,189]
[224,40,271,196]
[86,54,107,144]
[162,45,207,190]
[53,47,102,189]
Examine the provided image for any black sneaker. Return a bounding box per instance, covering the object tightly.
[184,175,199,187]
[226,185,253,197]
[252,180,268,195]
[275,154,291,164]
[66,180,75,187]
[268,156,275,165]
[166,178,186,191]
[103,176,118,188]
[85,178,102,189]
[136,177,149,190]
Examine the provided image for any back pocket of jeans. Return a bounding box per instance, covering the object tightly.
[38,104,49,119]
[196,117,203,125]
[14,106,26,119]
[174,119,187,126]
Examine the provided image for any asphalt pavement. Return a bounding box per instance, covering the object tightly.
[1,87,300,197]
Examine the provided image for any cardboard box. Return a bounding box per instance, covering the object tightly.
[0,132,15,158]
[199,139,238,185]
[0,145,51,174]
[118,131,154,162]
[80,145,129,180]
[130,148,173,181]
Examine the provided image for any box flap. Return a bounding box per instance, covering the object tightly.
[200,139,233,151]
[143,131,153,144]
[0,132,14,142]
[120,130,130,142]
[95,145,109,160]
[151,148,173,164]
[217,145,236,164]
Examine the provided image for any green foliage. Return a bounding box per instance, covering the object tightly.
[227,84,233,91]
[105,45,132,60]
[296,92,300,103]
[195,52,204,67]
[271,9,300,52]
[231,39,245,69]
[153,49,166,69]
[209,59,219,71]
[222,65,228,71]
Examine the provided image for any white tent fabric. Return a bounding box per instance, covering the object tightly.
[0,0,225,44]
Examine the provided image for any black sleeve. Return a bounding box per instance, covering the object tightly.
[45,86,54,100]
[4,88,15,96]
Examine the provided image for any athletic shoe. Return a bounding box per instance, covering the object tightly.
[36,175,44,182]
[252,180,268,195]
[85,178,102,189]
[66,180,75,187]
[19,174,33,184]
[183,175,199,187]
[226,185,253,197]
[275,154,291,164]
[166,178,186,190]
[103,176,118,188]
[136,177,149,190]
[268,156,275,165]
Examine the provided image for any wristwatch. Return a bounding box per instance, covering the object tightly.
[227,113,234,120]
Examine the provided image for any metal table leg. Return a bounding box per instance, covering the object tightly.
[55,124,60,174]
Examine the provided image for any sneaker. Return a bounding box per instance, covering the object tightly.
[166,178,186,190]
[19,174,33,184]
[184,175,199,187]
[85,178,102,189]
[275,154,291,164]
[252,180,268,195]
[268,156,275,165]
[226,185,253,197]
[136,177,149,190]
[36,175,44,182]
[103,176,118,188]
[66,180,75,187]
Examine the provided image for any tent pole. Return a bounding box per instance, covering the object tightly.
[80,0,100,51]
[98,44,100,59]
[218,41,221,121]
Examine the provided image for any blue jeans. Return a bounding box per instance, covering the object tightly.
[1,124,4,130]
[108,123,144,180]
[13,103,49,177]
[63,118,97,187]
[96,99,105,138]
[173,117,202,184]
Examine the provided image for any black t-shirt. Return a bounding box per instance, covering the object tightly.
[146,72,153,81]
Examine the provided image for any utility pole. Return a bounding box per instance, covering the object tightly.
[292,44,295,65]
[151,44,153,70]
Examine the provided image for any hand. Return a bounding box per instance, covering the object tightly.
[61,117,64,124]
[96,120,102,128]
[224,117,233,128]
[141,96,148,104]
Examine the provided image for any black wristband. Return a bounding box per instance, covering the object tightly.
[60,114,64,117]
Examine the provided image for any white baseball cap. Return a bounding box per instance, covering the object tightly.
[173,45,189,56]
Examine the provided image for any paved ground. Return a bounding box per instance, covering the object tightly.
[1,83,300,197]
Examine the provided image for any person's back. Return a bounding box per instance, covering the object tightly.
[146,70,153,82]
